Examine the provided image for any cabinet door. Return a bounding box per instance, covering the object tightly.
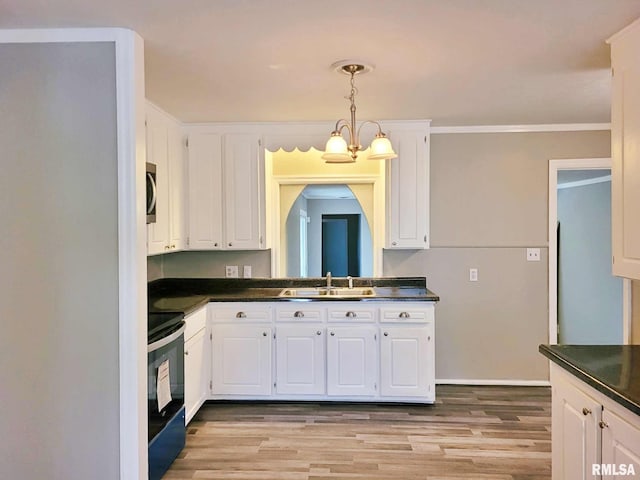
[184,327,207,424]
[386,130,429,249]
[611,26,640,279]
[380,325,433,399]
[275,325,325,395]
[211,325,272,395]
[601,408,640,476]
[168,121,185,251]
[326,326,377,396]
[551,369,602,480]
[223,133,264,249]
[146,108,170,255]
[187,133,223,250]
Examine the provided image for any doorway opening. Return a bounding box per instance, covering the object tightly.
[548,158,631,344]
[321,214,361,277]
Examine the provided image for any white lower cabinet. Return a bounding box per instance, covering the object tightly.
[551,363,640,479]
[203,301,435,403]
[380,326,433,399]
[184,306,208,424]
[327,326,377,396]
[275,325,325,395]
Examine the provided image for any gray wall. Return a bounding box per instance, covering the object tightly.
[0,43,120,478]
[384,130,611,381]
[558,180,622,343]
[155,249,272,278]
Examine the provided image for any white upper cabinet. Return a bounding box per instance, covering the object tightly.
[187,130,265,250]
[186,133,223,249]
[386,125,430,249]
[146,103,185,256]
[609,19,640,279]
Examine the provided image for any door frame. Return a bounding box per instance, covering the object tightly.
[548,158,631,344]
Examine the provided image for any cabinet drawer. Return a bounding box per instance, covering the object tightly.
[210,303,272,322]
[184,306,207,340]
[380,306,434,323]
[276,306,324,322]
[328,305,376,323]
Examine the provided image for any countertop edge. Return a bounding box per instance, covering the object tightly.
[539,344,640,417]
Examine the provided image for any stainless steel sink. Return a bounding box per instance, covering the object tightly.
[278,287,376,298]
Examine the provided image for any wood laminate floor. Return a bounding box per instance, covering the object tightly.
[164,385,551,480]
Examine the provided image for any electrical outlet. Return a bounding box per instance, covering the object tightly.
[225,265,239,278]
[527,248,541,262]
[243,265,252,278]
[469,268,478,282]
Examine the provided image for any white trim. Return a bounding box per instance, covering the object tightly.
[548,158,631,346]
[436,379,550,387]
[0,27,135,43]
[431,123,611,134]
[556,175,612,190]
[114,30,147,480]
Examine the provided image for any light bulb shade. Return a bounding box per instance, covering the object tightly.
[322,133,352,163]
[367,135,397,160]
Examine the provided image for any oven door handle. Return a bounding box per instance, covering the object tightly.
[147,322,186,353]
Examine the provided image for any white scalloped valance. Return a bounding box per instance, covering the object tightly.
[262,133,327,153]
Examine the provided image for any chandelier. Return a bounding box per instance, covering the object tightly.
[322,61,397,163]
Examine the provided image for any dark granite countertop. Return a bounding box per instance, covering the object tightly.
[149,277,439,316]
[539,344,640,416]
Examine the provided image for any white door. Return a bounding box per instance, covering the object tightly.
[168,122,185,251]
[551,372,602,480]
[184,327,207,424]
[380,326,432,398]
[275,325,325,395]
[601,408,640,476]
[223,133,264,249]
[211,325,272,395]
[187,133,223,249]
[326,326,377,396]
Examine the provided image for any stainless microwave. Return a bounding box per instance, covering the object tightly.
[146,162,157,224]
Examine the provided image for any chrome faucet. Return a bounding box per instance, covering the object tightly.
[326,271,332,289]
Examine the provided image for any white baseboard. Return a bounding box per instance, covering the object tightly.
[436,379,550,387]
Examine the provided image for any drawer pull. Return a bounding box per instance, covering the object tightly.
[582,407,591,416]
[599,421,609,429]
[294,311,305,318]
[345,311,357,318]
[383,332,389,336]
[236,311,247,318]
[399,312,411,318]
[262,332,267,337]
[316,331,322,336]
[330,332,335,336]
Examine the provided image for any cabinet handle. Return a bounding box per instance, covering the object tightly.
[599,421,609,429]
[392,241,397,246]
[294,311,305,318]
[424,235,427,243]
[184,350,189,356]
[228,242,233,247]
[214,243,219,247]
[582,407,591,416]
[345,311,357,318]
[170,244,176,249]
[399,312,410,318]
[384,332,389,336]
[263,332,267,337]
[316,331,322,336]
[236,311,247,318]
[330,332,335,336]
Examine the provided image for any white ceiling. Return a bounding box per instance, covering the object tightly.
[3,0,640,126]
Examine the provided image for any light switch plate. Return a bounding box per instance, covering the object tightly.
[469,268,478,282]
[225,265,239,278]
[243,265,252,278]
[527,248,541,262]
